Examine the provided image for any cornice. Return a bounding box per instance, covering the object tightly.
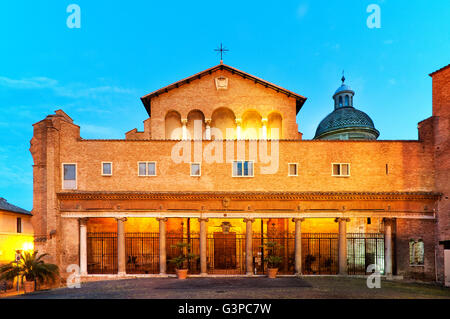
[56,191,441,201]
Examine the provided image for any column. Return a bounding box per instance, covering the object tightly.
[384,218,393,277]
[116,217,127,276]
[335,218,350,275]
[205,119,211,140]
[293,218,304,275]
[199,218,208,275]
[157,218,168,274]
[236,118,242,140]
[261,118,268,140]
[181,119,188,140]
[244,218,255,275]
[79,218,88,276]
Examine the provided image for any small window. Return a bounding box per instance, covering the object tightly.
[190,163,201,176]
[138,162,156,176]
[409,239,425,266]
[17,217,22,233]
[102,162,112,176]
[338,96,343,107]
[332,163,350,177]
[288,163,298,176]
[62,163,77,189]
[232,161,254,177]
[345,95,349,106]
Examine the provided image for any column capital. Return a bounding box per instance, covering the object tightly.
[181,118,188,125]
[243,218,255,223]
[383,218,395,225]
[261,118,268,124]
[292,218,305,223]
[115,217,127,222]
[334,217,350,223]
[204,118,212,125]
[79,217,89,225]
[235,118,242,125]
[156,217,168,222]
[198,218,209,222]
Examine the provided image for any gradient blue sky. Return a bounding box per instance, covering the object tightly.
[0,1,449,210]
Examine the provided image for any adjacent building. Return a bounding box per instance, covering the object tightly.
[29,62,450,285]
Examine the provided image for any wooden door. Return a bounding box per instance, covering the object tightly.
[214,232,236,269]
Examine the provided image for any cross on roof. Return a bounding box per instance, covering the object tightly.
[214,43,229,63]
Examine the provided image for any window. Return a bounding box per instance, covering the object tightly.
[345,95,349,106]
[338,96,343,107]
[62,163,77,189]
[138,162,156,176]
[190,163,201,176]
[232,161,254,177]
[409,239,425,265]
[17,217,22,233]
[332,163,350,177]
[102,162,112,176]
[288,163,298,176]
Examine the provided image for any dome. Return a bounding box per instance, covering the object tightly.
[314,106,379,139]
[334,84,353,96]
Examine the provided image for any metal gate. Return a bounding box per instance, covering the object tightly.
[207,233,246,274]
[87,232,117,274]
[166,232,200,274]
[302,233,339,275]
[125,232,159,274]
[347,233,385,275]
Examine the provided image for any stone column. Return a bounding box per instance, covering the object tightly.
[199,218,209,275]
[261,118,268,140]
[244,218,255,275]
[79,218,88,276]
[335,218,350,275]
[236,118,242,140]
[157,218,168,274]
[181,119,188,140]
[205,119,211,140]
[116,217,127,276]
[293,218,305,275]
[384,218,393,277]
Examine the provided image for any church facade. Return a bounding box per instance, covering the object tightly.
[29,62,450,284]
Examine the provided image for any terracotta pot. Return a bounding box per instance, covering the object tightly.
[176,269,188,280]
[23,280,35,293]
[267,268,278,279]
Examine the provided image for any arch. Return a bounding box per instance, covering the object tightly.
[267,112,283,139]
[242,110,262,139]
[345,95,349,106]
[187,109,205,140]
[338,96,343,107]
[211,107,236,140]
[165,110,182,140]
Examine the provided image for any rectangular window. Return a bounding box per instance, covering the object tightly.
[102,162,112,176]
[232,161,254,177]
[138,162,156,176]
[62,163,77,189]
[288,163,298,176]
[190,163,201,176]
[409,239,425,266]
[332,163,350,177]
[17,217,22,233]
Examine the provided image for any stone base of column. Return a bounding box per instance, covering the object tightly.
[118,272,126,276]
[246,272,253,276]
[200,273,208,277]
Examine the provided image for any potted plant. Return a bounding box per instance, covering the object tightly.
[305,254,316,274]
[168,242,198,280]
[0,251,59,293]
[263,241,283,279]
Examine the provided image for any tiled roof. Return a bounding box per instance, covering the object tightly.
[429,64,450,76]
[0,198,32,216]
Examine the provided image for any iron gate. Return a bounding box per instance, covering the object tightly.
[347,233,385,275]
[87,232,117,274]
[125,232,160,274]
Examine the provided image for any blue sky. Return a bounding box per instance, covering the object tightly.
[0,0,449,210]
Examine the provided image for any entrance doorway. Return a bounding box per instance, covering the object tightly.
[213,232,237,269]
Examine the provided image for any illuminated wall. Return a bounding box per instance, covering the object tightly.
[0,211,34,264]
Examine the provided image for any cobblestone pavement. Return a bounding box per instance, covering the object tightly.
[7,277,450,299]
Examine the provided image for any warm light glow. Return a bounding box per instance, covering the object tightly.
[0,234,34,263]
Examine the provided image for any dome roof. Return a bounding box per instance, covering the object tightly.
[314,106,379,139]
[334,84,353,95]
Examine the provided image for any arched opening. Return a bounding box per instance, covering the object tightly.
[242,110,262,139]
[339,96,343,107]
[165,110,182,140]
[187,110,205,140]
[268,112,283,139]
[345,95,349,106]
[211,107,236,140]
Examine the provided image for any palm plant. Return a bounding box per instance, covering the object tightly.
[263,241,283,269]
[0,251,59,289]
[168,242,198,269]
